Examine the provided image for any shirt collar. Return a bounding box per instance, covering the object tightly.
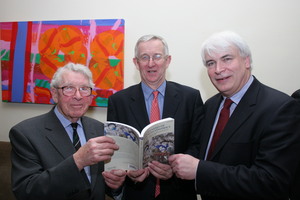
[54,106,82,128]
[141,81,166,100]
[224,75,254,105]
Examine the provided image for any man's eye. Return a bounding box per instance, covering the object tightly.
[206,61,215,67]
[153,54,162,60]
[141,55,150,60]
[223,57,232,62]
[80,87,89,91]
[65,86,74,91]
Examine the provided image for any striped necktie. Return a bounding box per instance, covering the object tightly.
[71,123,81,151]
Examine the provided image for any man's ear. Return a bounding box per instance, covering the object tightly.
[133,58,140,70]
[50,88,58,103]
[165,55,172,69]
[245,56,251,69]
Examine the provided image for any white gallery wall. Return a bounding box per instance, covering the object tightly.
[0,0,300,141]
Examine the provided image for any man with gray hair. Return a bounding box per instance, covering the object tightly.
[9,63,126,200]
[169,31,300,200]
[107,34,204,199]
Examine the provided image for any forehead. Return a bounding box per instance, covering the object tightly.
[60,71,89,85]
[138,39,164,55]
[205,46,239,60]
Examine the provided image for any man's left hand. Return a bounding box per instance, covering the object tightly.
[148,161,173,180]
[102,169,126,189]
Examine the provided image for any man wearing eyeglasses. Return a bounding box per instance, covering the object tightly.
[107,35,204,200]
[9,63,126,200]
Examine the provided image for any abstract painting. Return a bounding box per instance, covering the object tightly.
[0,19,125,107]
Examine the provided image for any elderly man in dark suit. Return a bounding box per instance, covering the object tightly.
[169,31,300,200]
[107,35,204,200]
[9,63,126,200]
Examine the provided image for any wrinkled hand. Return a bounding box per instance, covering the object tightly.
[73,136,119,170]
[102,169,126,189]
[127,168,149,182]
[148,161,173,180]
[168,154,199,180]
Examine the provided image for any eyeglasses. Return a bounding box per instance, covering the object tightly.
[56,86,92,97]
[137,54,167,63]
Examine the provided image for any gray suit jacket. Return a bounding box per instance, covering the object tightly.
[9,108,106,200]
[107,81,204,200]
[197,77,300,200]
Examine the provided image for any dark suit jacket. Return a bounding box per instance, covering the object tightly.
[196,77,300,200]
[9,108,106,200]
[290,90,300,200]
[107,81,204,200]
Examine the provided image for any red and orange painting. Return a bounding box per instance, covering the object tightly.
[0,19,124,107]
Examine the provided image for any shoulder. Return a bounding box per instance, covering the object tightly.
[255,80,292,103]
[205,93,222,106]
[166,81,200,94]
[9,109,57,141]
[81,116,104,135]
[291,89,300,100]
[109,84,140,99]
[82,116,103,127]
[12,110,54,130]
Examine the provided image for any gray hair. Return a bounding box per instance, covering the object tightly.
[134,34,169,57]
[201,31,252,67]
[50,63,95,88]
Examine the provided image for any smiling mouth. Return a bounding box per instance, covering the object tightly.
[71,104,83,108]
[216,76,229,81]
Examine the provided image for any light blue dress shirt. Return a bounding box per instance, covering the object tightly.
[141,81,166,119]
[54,106,91,182]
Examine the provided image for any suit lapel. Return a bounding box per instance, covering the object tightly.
[45,110,100,188]
[163,82,181,118]
[210,78,260,159]
[199,95,222,158]
[44,109,75,159]
[129,84,150,131]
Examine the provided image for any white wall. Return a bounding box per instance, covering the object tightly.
[1,0,300,141]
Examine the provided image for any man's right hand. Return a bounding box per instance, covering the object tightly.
[73,136,119,170]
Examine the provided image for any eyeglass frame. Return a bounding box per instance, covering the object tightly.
[55,86,93,97]
[137,53,168,63]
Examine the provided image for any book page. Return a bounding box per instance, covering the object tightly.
[141,118,175,168]
[104,122,140,171]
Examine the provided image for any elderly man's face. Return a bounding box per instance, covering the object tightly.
[51,71,93,123]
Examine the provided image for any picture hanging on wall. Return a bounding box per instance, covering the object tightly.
[0,19,125,107]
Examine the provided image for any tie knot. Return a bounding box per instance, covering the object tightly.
[153,91,159,98]
[223,98,233,109]
[71,123,78,130]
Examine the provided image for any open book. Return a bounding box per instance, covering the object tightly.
[104,117,174,171]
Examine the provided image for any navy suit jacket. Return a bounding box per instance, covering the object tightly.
[196,77,300,200]
[9,108,106,200]
[107,81,204,200]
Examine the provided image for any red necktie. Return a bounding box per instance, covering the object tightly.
[150,91,160,123]
[207,98,233,160]
[150,91,160,197]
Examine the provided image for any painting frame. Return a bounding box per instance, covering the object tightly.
[0,18,125,107]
